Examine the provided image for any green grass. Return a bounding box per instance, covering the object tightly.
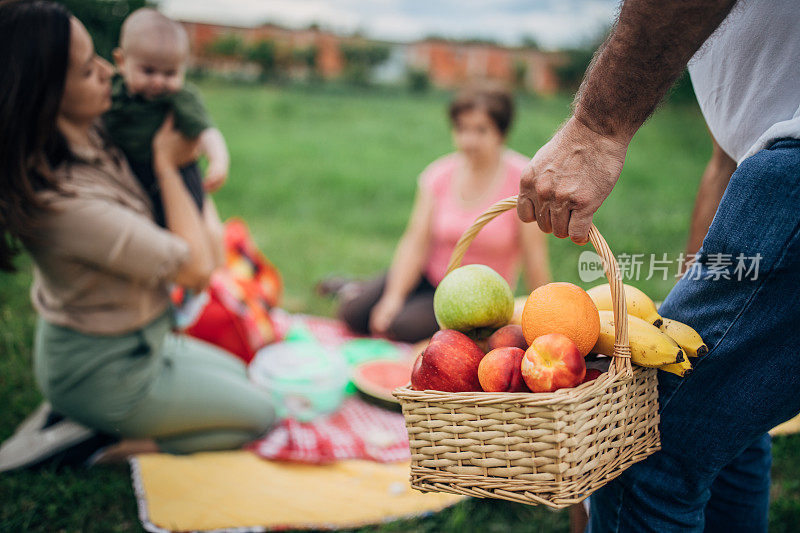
[2,82,799,531]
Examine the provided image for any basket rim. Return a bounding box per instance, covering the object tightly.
[443,195,633,376]
[393,365,656,406]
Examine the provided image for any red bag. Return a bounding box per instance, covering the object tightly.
[172,218,283,363]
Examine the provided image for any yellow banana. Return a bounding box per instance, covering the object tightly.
[659,357,692,377]
[593,310,684,367]
[659,318,708,358]
[510,296,527,326]
[587,283,663,327]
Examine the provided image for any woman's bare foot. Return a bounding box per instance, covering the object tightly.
[90,439,159,465]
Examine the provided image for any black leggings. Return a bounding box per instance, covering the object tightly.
[337,273,438,344]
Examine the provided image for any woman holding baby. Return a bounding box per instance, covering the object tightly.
[0,1,275,469]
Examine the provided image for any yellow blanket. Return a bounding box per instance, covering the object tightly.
[131,451,464,532]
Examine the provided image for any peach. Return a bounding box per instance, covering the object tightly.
[486,324,528,352]
[521,333,586,393]
[478,347,529,392]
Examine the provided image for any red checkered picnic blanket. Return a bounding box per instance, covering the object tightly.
[248,397,410,464]
[248,312,412,464]
[270,310,370,347]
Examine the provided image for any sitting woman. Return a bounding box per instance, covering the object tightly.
[323,85,550,343]
[0,1,274,469]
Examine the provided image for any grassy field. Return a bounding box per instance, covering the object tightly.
[2,82,800,532]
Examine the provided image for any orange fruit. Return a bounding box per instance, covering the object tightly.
[521,282,600,357]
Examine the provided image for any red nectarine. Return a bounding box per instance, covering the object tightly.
[521,333,586,393]
[581,368,603,384]
[478,347,529,392]
[486,324,528,352]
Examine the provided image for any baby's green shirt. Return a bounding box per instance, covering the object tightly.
[103,74,213,163]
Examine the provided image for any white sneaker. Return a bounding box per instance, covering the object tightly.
[0,406,95,473]
[11,401,52,436]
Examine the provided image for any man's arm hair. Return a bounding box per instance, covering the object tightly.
[574,0,737,143]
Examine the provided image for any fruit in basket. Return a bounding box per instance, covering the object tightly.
[521,333,586,393]
[658,357,693,377]
[410,329,485,392]
[433,265,514,337]
[521,282,600,357]
[582,368,604,383]
[659,318,708,358]
[587,283,663,327]
[593,310,684,367]
[486,324,528,352]
[478,347,529,392]
[509,296,527,325]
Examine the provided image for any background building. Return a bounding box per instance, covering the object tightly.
[179,19,563,93]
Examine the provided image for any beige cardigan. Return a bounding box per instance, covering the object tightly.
[25,127,189,335]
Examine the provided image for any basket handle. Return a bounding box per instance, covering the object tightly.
[445,195,632,376]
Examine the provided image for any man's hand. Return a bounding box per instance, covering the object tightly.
[516,0,736,244]
[517,116,628,244]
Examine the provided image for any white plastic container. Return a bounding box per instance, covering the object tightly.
[248,340,349,422]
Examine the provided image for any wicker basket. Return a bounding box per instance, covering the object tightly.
[393,195,661,509]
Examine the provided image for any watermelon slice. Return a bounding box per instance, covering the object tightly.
[351,358,415,404]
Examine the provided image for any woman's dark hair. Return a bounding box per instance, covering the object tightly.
[448,84,515,137]
[0,0,72,272]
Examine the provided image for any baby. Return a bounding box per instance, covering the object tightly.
[104,8,229,228]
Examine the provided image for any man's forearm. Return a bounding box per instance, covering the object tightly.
[685,139,737,258]
[575,0,736,143]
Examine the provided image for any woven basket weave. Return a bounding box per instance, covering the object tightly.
[393,195,661,508]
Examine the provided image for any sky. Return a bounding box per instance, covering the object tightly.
[159,0,619,50]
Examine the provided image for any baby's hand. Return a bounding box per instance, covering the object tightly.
[198,128,229,192]
[204,160,228,192]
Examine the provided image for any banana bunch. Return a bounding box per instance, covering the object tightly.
[659,318,708,358]
[510,296,527,326]
[659,358,693,377]
[593,311,683,367]
[591,307,707,378]
[587,283,663,327]
[655,318,708,376]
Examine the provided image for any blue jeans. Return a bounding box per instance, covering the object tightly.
[590,138,800,532]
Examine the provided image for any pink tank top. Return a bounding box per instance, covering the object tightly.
[421,150,529,287]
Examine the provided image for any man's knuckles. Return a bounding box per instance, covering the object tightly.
[532,177,556,200]
[552,187,579,205]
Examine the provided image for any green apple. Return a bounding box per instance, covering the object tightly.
[433,264,514,336]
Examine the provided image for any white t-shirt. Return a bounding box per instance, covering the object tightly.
[688,0,800,165]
